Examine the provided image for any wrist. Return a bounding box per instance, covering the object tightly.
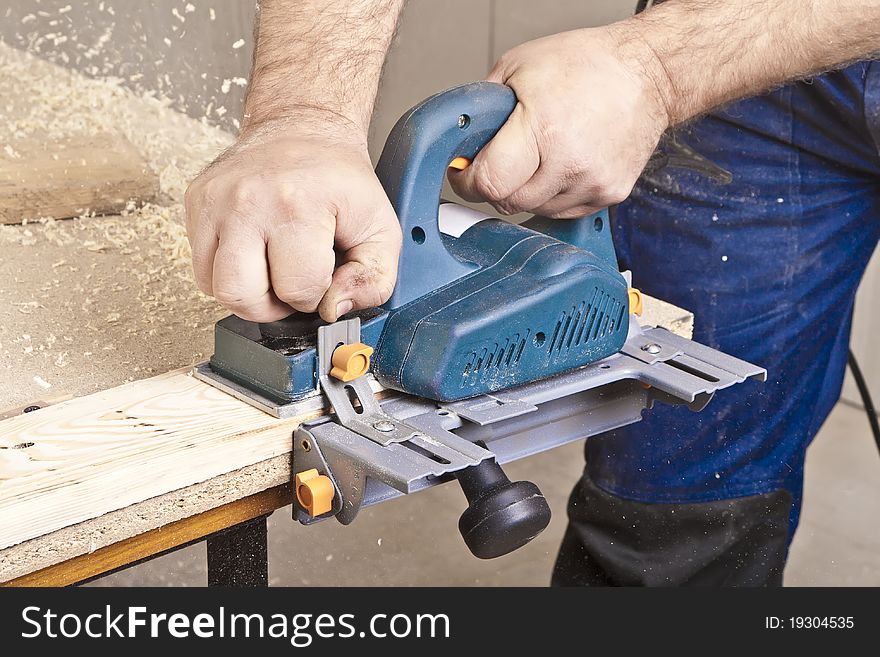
[604,20,678,128]
[239,107,370,151]
[241,102,366,134]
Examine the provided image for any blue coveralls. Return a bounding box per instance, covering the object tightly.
[557,62,880,584]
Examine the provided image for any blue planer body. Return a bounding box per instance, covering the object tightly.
[208,83,629,404]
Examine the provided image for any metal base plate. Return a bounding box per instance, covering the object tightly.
[287,323,766,523]
[192,362,383,419]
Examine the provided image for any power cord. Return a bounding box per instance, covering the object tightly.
[848,349,880,455]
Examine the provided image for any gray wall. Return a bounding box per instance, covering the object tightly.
[371,0,631,157]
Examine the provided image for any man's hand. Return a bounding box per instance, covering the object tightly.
[451,0,880,219]
[185,0,405,323]
[185,118,401,323]
[449,27,670,219]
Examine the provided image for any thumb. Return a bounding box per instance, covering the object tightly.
[317,215,402,322]
[447,102,540,212]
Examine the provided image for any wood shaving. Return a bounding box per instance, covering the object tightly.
[0,42,232,202]
[0,41,231,407]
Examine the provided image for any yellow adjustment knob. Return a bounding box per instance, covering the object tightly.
[295,469,335,517]
[330,342,374,382]
[628,287,644,317]
[448,156,471,171]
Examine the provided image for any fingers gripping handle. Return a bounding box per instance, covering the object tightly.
[375,82,517,310]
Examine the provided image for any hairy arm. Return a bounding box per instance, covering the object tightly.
[186,0,406,323]
[632,0,880,126]
[244,0,405,134]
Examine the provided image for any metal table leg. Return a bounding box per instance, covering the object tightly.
[206,514,269,587]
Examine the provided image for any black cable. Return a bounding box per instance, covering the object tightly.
[847,349,880,455]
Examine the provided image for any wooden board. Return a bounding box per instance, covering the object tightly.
[1,452,293,584]
[0,296,692,584]
[2,484,291,587]
[0,134,159,223]
[0,369,318,552]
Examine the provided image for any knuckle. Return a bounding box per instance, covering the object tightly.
[564,155,590,182]
[553,206,591,220]
[212,285,251,307]
[375,277,395,304]
[534,116,569,156]
[492,53,509,70]
[493,47,520,73]
[473,165,513,203]
[228,179,260,209]
[274,279,330,308]
[232,308,262,322]
[490,55,510,79]
[232,304,283,323]
[553,145,589,181]
[380,223,403,250]
[493,200,520,216]
[191,177,218,207]
[184,182,204,222]
[279,184,315,212]
[185,172,206,199]
[535,116,562,145]
[185,207,202,236]
[193,275,213,296]
[190,249,208,270]
[341,258,395,307]
[345,263,374,290]
[603,179,633,205]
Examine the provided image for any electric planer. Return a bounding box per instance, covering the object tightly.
[195,82,766,559]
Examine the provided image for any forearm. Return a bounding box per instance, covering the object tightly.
[242,0,406,136]
[621,0,880,125]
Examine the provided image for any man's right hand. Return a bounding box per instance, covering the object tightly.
[185,119,402,324]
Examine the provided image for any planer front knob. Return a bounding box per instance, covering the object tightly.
[454,445,551,559]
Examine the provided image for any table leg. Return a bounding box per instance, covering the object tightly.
[206,514,269,587]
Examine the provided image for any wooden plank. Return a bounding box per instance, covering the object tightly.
[0,395,74,421]
[0,134,159,223]
[0,453,292,584]
[0,368,321,551]
[1,484,291,587]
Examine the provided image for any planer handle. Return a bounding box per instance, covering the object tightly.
[375,82,619,311]
[375,82,516,310]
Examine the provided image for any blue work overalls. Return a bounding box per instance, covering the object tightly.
[554,62,880,586]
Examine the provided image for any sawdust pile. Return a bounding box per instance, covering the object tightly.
[0,40,232,193]
[0,42,235,407]
[0,40,233,254]
[1,2,252,135]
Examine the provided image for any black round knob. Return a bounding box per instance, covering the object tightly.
[455,453,551,559]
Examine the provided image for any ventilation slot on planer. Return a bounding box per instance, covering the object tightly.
[461,331,530,385]
[548,288,626,357]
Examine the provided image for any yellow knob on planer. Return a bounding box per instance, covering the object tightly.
[295,469,334,517]
[330,342,374,382]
